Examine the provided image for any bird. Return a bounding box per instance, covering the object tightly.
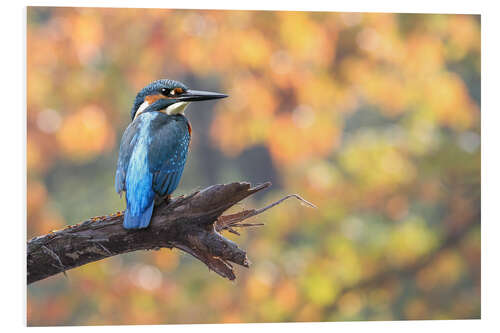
[115,79,228,229]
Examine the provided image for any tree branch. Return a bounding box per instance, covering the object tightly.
[27,181,312,285]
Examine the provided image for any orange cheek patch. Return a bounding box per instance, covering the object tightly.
[145,94,165,104]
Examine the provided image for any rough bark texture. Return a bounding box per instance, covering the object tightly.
[27,182,313,285]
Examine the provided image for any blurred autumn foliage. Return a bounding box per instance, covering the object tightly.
[27,7,480,325]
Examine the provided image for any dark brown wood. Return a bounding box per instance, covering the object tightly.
[28,181,315,285]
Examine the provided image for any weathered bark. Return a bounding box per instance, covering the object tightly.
[27,181,314,285]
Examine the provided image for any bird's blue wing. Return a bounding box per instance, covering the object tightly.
[149,115,190,197]
[115,120,141,195]
[116,115,156,229]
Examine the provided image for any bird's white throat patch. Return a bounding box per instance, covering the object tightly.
[134,101,150,120]
[134,101,190,120]
[165,101,190,115]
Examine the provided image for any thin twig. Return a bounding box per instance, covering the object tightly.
[216,193,316,233]
[254,194,317,215]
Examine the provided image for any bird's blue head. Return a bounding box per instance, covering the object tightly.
[131,79,228,121]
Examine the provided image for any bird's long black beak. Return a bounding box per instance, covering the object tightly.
[179,89,228,102]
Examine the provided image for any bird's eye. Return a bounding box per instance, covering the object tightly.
[160,88,168,95]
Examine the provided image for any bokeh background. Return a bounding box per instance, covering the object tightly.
[27,7,481,325]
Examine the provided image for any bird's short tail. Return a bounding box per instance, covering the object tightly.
[123,201,154,229]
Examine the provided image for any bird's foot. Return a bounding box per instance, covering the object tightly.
[155,194,171,207]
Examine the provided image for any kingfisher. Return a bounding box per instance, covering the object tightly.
[115,79,227,229]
